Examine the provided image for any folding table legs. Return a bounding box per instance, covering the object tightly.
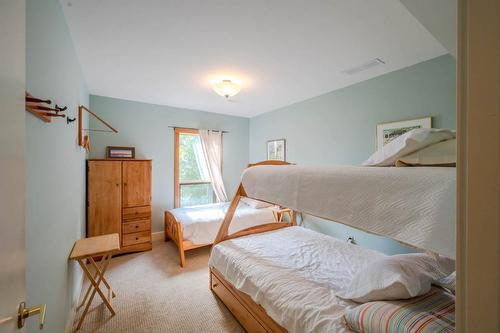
[74,253,116,331]
[78,255,116,308]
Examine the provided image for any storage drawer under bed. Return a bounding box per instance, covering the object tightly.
[211,273,267,333]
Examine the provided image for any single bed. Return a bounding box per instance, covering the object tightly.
[165,201,291,267]
[209,226,385,333]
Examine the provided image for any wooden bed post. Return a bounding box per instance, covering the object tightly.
[177,219,186,267]
[291,210,297,226]
[214,184,246,245]
[213,161,292,245]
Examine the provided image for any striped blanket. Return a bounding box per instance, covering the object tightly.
[344,288,455,333]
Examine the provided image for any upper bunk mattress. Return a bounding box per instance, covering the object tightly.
[242,165,456,258]
[209,226,385,333]
[170,202,276,244]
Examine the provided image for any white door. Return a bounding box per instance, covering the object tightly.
[0,1,27,332]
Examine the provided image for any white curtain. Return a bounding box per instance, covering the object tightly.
[199,129,228,202]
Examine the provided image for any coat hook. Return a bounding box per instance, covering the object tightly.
[55,104,68,113]
[66,117,76,124]
[26,96,51,105]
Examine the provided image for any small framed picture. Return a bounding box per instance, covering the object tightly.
[376,117,431,150]
[106,146,135,159]
[267,139,286,161]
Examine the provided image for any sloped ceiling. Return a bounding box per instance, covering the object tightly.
[401,0,457,58]
[61,0,448,117]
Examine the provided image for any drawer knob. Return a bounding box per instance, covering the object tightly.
[136,237,139,240]
[135,225,139,228]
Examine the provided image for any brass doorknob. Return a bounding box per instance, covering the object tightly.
[17,302,46,329]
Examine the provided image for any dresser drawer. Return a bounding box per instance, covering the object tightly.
[122,219,150,234]
[122,206,151,221]
[122,230,151,247]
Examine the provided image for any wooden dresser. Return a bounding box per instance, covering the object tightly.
[87,159,152,254]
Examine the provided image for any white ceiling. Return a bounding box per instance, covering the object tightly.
[61,0,448,117]
[400,0,457,58]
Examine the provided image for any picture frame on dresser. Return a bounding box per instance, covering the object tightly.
[106,146,135,159]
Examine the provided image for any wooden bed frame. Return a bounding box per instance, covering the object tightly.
[210,161,295,333]
[165,191,294,268]
[164,211,210,267]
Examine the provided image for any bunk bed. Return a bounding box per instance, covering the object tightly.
[208,161,456,333]
[240,163,456,257]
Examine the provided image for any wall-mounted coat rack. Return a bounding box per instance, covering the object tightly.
[78,105,118,153]
[25,92,67,123]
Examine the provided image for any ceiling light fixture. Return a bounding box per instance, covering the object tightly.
[212,79,241,100]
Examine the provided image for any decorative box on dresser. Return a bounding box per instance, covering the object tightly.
[87,159,153,254]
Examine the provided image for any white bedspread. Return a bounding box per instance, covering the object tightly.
[242,165,456,258]
[209,227,385,333]
[170,202,276,244]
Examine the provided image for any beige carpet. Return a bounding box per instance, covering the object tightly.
[73,239,244,333]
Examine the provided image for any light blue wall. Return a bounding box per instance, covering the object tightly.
[250,55,456,164]
[89,95,250,232]
[250,55,456,254]
[26,0,89,332]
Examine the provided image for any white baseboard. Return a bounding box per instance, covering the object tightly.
[152,231,164,241]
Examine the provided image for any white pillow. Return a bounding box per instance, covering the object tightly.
[338,253,449,303]
[362,128,456,167]
[395,138,456,167]
[240,197,273,209]
[434,271,456,293]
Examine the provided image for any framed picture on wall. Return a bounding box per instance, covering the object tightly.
[267,139,286,161]
[106,146,135,159]
[376,117,431,150]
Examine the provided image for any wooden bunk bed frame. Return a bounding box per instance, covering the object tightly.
[210,161,295,333]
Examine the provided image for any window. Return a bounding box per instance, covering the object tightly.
[174,128,214,207]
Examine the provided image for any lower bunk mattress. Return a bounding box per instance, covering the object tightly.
[209,226,386,333]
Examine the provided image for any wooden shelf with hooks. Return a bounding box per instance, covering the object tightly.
[25,92,67,122]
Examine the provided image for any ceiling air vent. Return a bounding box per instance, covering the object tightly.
[342,58,386,75]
